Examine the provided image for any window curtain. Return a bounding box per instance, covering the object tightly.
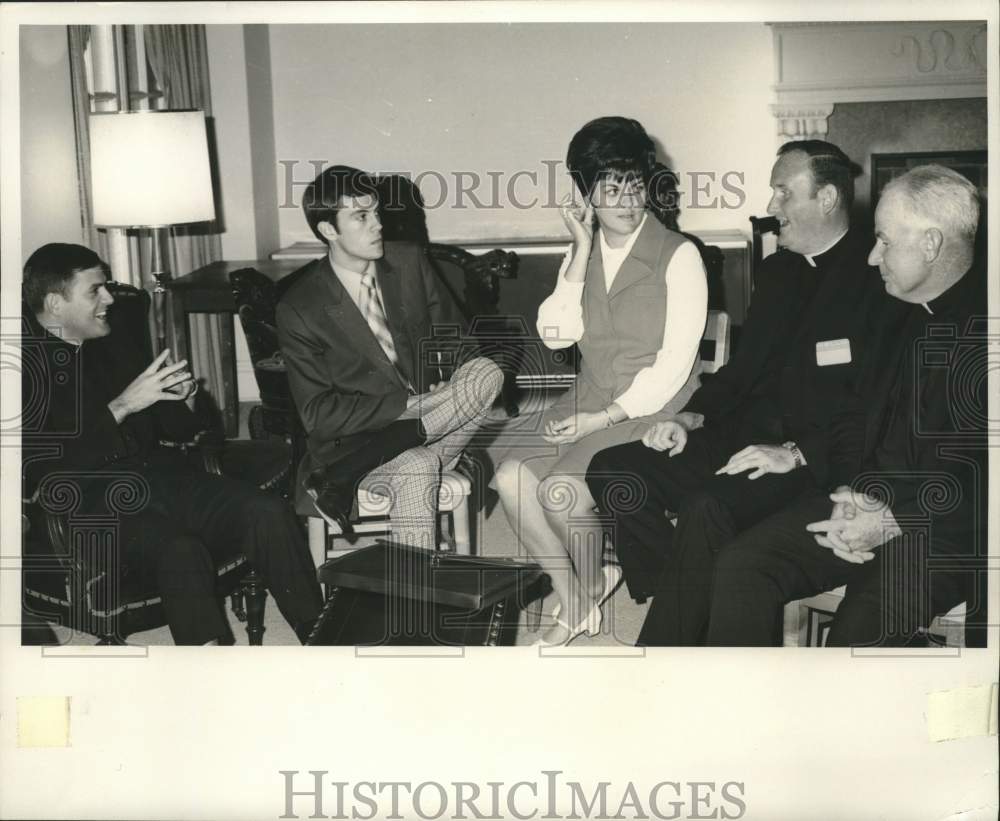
[66,24,230,431]
[144,25,228,430]
[67,26,103,256]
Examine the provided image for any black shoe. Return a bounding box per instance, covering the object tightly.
[304,418,429,534]
[294,617,319,645]
[307,477,355,534]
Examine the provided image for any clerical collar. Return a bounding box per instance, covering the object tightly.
[923,262,981,317]
[804,228,849,268]
[26,312,82,349]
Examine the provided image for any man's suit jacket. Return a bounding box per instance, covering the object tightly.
[682,227,888,486]
[276,241,463,469]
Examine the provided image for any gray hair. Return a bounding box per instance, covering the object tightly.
[882,164,980,243]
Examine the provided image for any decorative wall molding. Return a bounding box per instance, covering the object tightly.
[769,103,835,143]
[891,25,988,75]
[769,21,986,137]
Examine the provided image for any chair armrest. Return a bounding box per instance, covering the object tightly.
[26,471,149,579]
[159,429,225,475]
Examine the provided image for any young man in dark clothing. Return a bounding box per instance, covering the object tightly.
[22,243,323,645]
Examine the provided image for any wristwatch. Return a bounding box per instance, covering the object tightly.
[781,441,804,468]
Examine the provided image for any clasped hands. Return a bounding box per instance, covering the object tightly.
[806,486,901,564]
[109,348,197,423]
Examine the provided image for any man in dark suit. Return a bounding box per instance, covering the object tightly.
[706,164,986,646]
[22,243,323,645]
[586,140,893,645]
[277,166,502,549]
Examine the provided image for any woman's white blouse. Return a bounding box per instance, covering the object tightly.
[536,224,708,419]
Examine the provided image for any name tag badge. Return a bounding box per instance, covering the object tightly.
[816,338,852,366]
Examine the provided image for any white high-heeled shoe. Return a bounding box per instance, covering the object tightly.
[551,562,622,620]
[531,602,602,647]
[599,562,623,607]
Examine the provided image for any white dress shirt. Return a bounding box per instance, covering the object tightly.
[536,216,708,419]
[330,255,386,313]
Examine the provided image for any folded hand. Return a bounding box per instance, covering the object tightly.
[806,488,900,563]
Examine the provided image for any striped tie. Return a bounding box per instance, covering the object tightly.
[360,271,412,391]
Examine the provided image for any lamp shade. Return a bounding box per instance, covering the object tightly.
[90,111,216,227]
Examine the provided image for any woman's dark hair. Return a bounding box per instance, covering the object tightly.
[566,116,656,200]
[302,165,379,244]
[22,243,105,314]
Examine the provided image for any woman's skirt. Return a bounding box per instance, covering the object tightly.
[488,364,701,483]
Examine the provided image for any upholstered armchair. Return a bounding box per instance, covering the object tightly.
[20,281,270,645]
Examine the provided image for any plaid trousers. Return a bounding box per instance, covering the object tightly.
[357,356,503,548]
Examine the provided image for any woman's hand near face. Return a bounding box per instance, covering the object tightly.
[560,200,595,249]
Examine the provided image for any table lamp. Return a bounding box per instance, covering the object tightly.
[90,110,216,352]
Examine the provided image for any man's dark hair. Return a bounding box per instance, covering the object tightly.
[302,165,379,244]
[566,117,657,200]
[777,140,858,210]
[22,243,105,314]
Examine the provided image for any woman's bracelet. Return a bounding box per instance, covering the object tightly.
[603,408,615,429]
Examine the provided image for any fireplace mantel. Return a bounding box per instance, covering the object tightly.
[769,21,987,141]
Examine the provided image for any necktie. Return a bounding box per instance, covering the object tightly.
[359,271,412,391]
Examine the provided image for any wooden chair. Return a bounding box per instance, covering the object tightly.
[22,450,269,646]
[782,587,968,648]
[749,215,780,291]
[228,266,479,566]
[230,268,304,499]
[306,471,474,567]
[699,309,731,375]
[20,283,269,645]
[423,243,521,417]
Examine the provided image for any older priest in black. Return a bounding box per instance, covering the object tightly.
[587,141,887,646]
[706,165,987,646]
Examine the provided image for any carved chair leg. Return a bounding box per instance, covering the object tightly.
[526,595,542,634]
[485,599,506,646]
[241,571,267,646]
[230,590,247,622]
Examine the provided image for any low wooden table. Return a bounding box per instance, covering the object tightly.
[166,259,303,435]
[308,541,547,646]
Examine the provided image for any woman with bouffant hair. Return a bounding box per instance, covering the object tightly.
[494,117,707,646]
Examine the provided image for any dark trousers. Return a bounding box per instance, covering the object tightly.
[705,492,975,647]
[586,425,819,645]
[104,451,322,644]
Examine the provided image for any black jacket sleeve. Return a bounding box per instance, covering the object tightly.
[683,257,792,421]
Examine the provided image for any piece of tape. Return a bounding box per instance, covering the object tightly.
[926,683,999,742]
[16,696,71,748]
